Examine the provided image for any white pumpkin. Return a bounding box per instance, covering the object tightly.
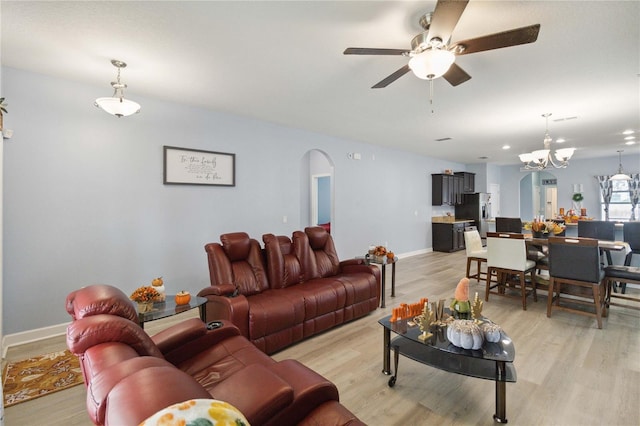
[482,323,502,343]
[447,320,484,350]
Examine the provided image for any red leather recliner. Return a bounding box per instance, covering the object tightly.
[66,284,364,426]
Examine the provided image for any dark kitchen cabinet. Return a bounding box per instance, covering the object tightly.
[455,172,475,193]
[432,222,469,252]
[432,173,463,206]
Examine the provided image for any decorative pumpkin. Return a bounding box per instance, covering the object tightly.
[151,277,166,301]
[386,251,395,260]
[151,277,163,286]
[447,319,484,350]
[482,323,503,343]
[175,291,191,305]
[450,277,471,315]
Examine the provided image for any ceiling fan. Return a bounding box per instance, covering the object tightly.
[344,0,540,88]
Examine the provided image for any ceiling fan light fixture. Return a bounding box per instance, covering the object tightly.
[408,49,455,80]
[94,59,141,118]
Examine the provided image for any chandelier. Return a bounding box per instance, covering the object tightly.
[519,113,575,170]
[94,59,141,118]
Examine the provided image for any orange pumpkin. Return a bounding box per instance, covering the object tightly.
[175,291,191,305]
[152,277,163,287]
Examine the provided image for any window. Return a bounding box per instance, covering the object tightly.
[601,179,639,221]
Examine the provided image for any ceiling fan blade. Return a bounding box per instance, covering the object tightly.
[442,63,471,86]
[372,65,411,88]
[429,0,470,44]
[344,47,409,55]
[451,24,541,55]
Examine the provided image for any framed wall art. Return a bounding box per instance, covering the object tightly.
[163,146,235,186]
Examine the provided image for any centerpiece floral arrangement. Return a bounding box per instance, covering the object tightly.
[524,220,565,235]
[130,286,161,303]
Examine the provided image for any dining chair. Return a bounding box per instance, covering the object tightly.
[623,222,640,266]
[604,265,640,311]
[485,232,537,310]
[495,217,523,234]
[464,230,487,283]
[578,220,616,266]
[547,236,607,329]
[607,222,640,296]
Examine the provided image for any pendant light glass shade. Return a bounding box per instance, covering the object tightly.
[94,59,141,118]
[610,150,631,180]
[94,97,141,117]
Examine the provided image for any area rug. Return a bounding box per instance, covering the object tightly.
[2,349,83,407]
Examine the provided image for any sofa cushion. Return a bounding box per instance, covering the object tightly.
[210,364,294,425]
[306,226,340,278]
[207,233,269,296]
[263,234,304,288]
[247,291,305,338]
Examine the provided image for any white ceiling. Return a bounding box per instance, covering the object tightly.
[2,1,639,165]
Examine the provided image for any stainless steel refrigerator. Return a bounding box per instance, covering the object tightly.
[455,193,492,238]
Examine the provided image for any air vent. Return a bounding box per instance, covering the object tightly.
[553,116,578,122]
[435,137,452,142]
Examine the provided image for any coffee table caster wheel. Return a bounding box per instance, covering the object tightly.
[388,376,396,387]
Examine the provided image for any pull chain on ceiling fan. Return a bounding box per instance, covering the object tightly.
[343,0,540,93]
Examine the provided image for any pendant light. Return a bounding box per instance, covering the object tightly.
[94,59,141,117]
[610,150,631,181]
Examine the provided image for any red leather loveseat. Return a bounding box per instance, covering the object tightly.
[198,226,380,354]
[65,284,364,426]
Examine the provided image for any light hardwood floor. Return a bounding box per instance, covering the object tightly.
[4,250,640,425]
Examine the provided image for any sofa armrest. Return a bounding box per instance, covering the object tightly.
[211,363,294,426]
[198,284,237,297]
[340,261,381,281]
[196,293,251,338]
[151,318,208,354]
[99,363,212,426]
[339,258,364,267]
[159,321,243,366]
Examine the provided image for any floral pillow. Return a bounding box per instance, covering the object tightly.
[139,399,249,426]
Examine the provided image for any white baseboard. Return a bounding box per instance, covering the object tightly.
[0,249,435,359]
[2,322,69,359]
[397,248,431,258]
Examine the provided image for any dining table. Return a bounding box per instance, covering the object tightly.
[525,236,631,265]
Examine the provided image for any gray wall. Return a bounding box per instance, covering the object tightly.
[2,67,464,335]
[2,66,638,336]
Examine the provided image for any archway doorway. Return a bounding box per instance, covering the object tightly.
[300,149,335,232]
[519,171,557,221]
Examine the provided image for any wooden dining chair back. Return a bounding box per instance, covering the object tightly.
[495,217,523,234]
[464,230,487,282]
[485,232,537,310]
[547,236,607,329]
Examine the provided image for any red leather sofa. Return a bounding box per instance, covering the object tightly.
[65,284,365,426]
[198,226,380,354]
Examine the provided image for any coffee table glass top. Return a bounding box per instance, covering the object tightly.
[378,316,516,382]
[138,296,207,323]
